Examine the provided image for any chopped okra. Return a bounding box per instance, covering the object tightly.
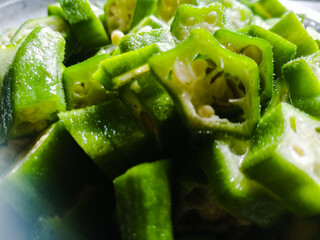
[3,0,320,239]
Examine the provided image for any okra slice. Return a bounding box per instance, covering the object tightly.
[114,160,173,240]
[270,11,319,58]
[0,122,91,222]
[282,52,320,118]
[241,103,320,216]
[214,29,273,110]
[93,44,160,90]
[59,98,158,179]
[170,3,226,41]
[118,28,176,53]
[240,0,287,19]
[149,29,260,137]
[119,71,182,152]
[48,3,65,17]
[104,0,158,34]
[1,27,66,140]
[200,137,285,227]
[63,53,111,110]
[156,0,196,22]
[238,25,297,76]
[58,0,109,50]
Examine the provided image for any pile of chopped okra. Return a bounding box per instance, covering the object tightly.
[2,0,320,239]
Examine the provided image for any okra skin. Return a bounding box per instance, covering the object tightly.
[200,138,285,227]
[214,29,273,110]
[170,3,226,41]
[93,44,160,91]
[118,28,176,53]
[63,53,111,110]
[58,0,109,50]
[59,98,159,179]
[241,103,320,216]
[149,28,260,137]
[238,25,297,76]
[270,11,319,58]
[1,27,66,140]
[114,160,173,240]
[282,52,320,118]
[0,122,92,223]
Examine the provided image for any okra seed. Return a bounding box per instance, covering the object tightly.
[130,80,141,93]
[111,30,125,45]
[173,60,192,84]
[192,59,208,77]
[211,76,227,100]
[22,107,37,116]
[204,11,217,24]
[240,45,262,65]
[197,105,215,118]
[293,145,304,157]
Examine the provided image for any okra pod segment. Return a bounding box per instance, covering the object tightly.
[114,160,173,240]
[240,0,287,19]
[170,3,226,41]
[62,53,112,110]
[270,11,319,58]
[200,137,285,227]
[59,98,159,179]
[238,24,297,76]
[1,27,66,140]
[282,52,320,118]
[241,103,320,216]
[93,44,161,91]
[214,28,273,110]
[149,28,260,137]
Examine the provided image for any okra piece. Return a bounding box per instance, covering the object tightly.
[156,0,196,22]
[238,24,297,76]
[240,0,287,19]
[200,137,285,227]
[1,27,66,140]
[59,98,158,179]
[63,53,111,110]
[170,3,226,41]
[58,0,109,50]
[270,11,319,58]
[93,44,160,90]
[214,29,273,110]
[118,28,176,53]
[149,29,260,137]
[0,122,92,222]
[282,52,320,118]
[241,103,320,216]
[114,160,173,240]
[10,16,72,44]
[104,0,158,34]
[130,15,169,33]
[48,3,65,17]
[119,71,182,152]
[0,28,16,45]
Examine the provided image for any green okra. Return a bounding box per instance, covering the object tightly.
[114,160,173,240]
[48,3,65,17]
[200,137,285,227]
[93,44,160,90]
[0,29,16,45]
[58,0,109,50]
[270,11,319,58]
[240,0,287,19]
[282,52,320,118]
[104,0,158,34]
[119,71,182,152]
[241,103,320,216]
[0,122,92,222]
[238,24,297,76]
[149,28,260,137]
[170,3,226,41]
[118,28,176,53]
[63,53,112,110]
[214,28,273,110]
[1,27,66,140]
[156,0,196,22]
[59,98,159,179]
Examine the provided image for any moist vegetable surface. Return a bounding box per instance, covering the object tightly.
[1,0,320,239]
